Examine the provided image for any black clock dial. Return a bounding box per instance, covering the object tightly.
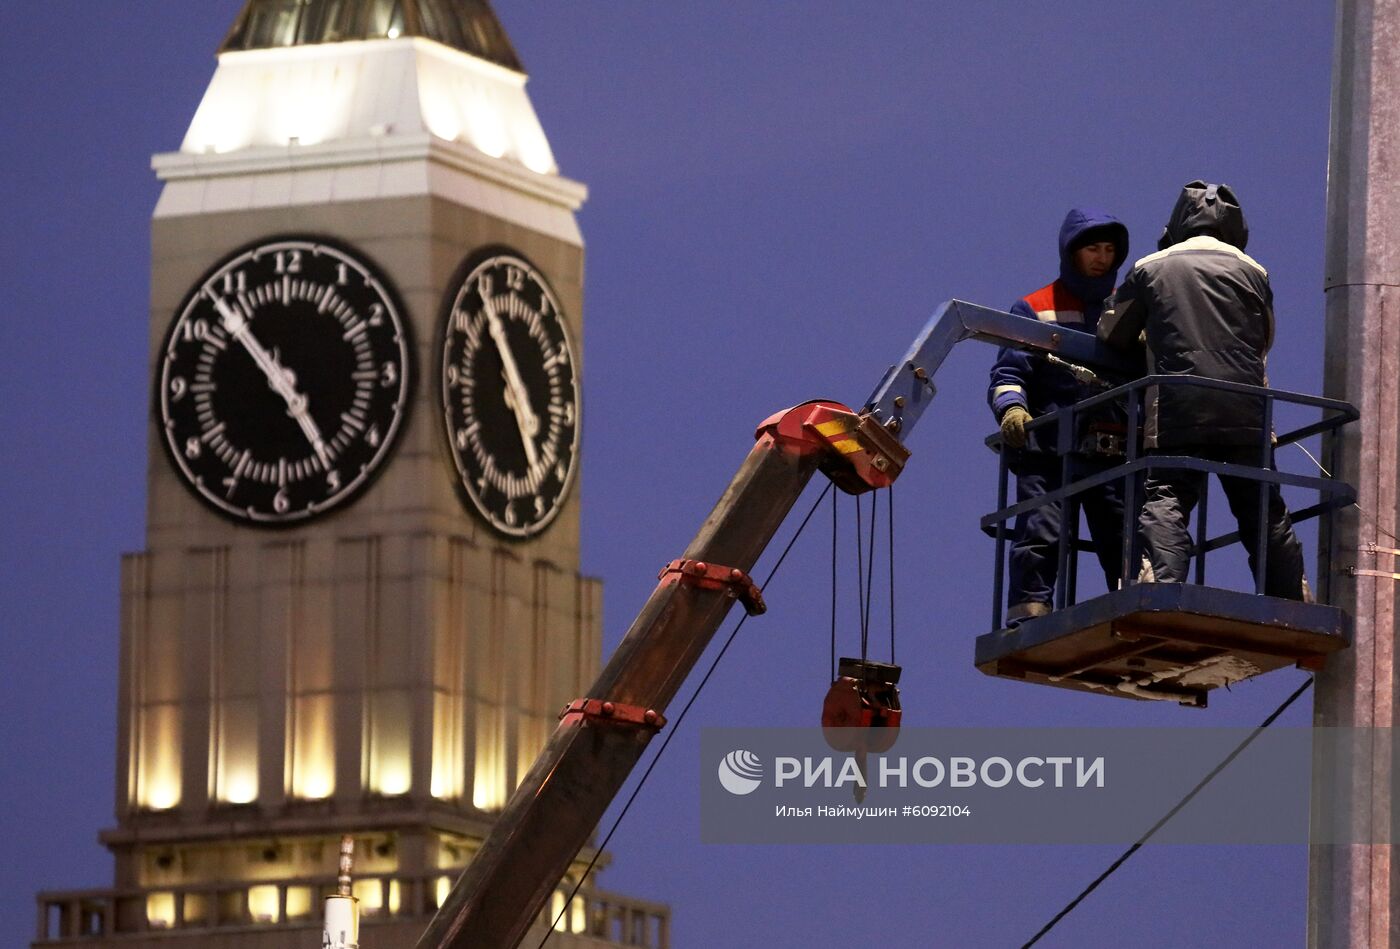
[441,249,580,538]
[157,237,411,524]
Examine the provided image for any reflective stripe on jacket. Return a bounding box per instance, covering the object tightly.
[989,283,1110,453]
[989,207,1128,454]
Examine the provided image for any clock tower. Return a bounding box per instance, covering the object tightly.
[35,2,667,946]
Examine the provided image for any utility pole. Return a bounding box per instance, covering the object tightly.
[1311,0,1400,944]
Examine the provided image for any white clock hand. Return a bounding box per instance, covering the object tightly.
[209,292,333,469]
[479,278,540,471]
[274,363,334,471]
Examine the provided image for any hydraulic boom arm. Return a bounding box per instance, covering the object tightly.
[417,301,1135,948]
[862,299,1136,434]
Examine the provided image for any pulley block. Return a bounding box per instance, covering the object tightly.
[821,657,903,752]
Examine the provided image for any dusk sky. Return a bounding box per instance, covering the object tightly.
[2,3,1339,946]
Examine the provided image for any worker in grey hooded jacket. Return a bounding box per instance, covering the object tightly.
[1098,181,1307,600]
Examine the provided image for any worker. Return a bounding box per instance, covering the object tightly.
[1097,180,1308,600]
[989,208,1131,625]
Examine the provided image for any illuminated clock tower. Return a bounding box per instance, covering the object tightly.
[35,2,667,946]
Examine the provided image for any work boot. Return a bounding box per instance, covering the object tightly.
[1136,556,1155,583]
[1006,601,1052,629]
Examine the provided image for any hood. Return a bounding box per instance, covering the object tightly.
[1057,207,1129,305]
[1158,180,1249,251]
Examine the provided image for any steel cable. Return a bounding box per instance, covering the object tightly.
[888,484,896,664]
[539,480,835,947]
[862,491,877,659]
[831,487,838,682]
[855,491,867,659]
[1021,675,1314,948]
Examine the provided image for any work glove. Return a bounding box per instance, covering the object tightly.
[1000,405,1032,449]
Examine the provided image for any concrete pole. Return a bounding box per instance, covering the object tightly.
[1311,0,1400,944]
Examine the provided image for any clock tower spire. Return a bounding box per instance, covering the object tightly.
[221,0,524,71]
[35,4,667,945]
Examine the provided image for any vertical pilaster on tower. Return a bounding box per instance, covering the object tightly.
[1312,0,1400,943]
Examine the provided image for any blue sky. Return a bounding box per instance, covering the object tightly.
[1,3,1337,946]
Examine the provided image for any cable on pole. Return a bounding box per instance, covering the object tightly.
[1292,441,1399,544]
[1020,675,1315,948]
[539,480,835,947]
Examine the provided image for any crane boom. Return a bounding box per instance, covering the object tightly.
[417,301,1135,948]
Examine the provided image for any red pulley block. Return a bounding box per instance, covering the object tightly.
[821,657,903,753]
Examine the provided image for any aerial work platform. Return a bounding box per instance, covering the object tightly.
[976,374,1358,707]
[974,582,1349,706]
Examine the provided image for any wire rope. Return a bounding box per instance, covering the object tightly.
[539,480,835,947]
[1291,441,1399,544]
[861,491,877,659]
[831,486,839,681]
[888,484,896,664]
[1021,676,1314,948]
[855,491,867,659]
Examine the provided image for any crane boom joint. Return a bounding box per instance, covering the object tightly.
[558,698,667,730]
[658,558,767,615]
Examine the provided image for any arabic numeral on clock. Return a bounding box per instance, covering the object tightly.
[221,270,247,295]
[504,504,517,527]
[446,364,459,386]
[535,496,546,518]
[274,250,302,274]
[163,238,411,525]
[506,266,525,291]
[456,428,469,450]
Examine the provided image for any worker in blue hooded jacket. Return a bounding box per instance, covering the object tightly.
[988,208,1130,625]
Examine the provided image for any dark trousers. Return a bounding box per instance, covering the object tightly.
[1008,456,1125,620]
[1138,444,1306,600]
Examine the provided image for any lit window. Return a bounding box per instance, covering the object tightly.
[146,892,176,929]
[248,884,281,924]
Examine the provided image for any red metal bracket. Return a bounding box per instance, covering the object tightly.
[755,401,910,493]
[558,698,667,730]
[658,559,767,615]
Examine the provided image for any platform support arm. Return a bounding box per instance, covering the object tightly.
[862,299,1138,437]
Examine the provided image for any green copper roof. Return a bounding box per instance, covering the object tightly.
[220,0,524,73]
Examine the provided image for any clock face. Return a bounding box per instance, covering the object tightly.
[157,237,412,525]
[440,248,580,538]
